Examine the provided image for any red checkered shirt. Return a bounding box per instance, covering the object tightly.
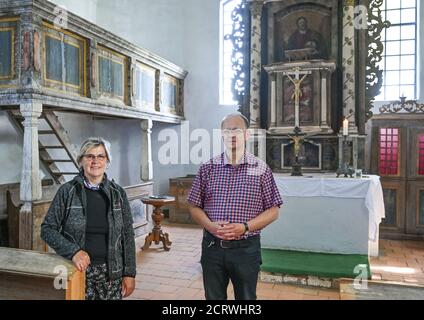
[187,152,283,237]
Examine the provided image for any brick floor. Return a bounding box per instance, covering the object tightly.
[127,223,424,300]
[370,239,424,285]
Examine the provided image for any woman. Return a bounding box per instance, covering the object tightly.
[41,137,136,300]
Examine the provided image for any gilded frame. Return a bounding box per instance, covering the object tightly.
[97,45,128,104]
[134,62,156,110]
[161,73,178,114]
[42,21,87,96]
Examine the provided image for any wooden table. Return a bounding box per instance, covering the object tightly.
[141,196,175,251]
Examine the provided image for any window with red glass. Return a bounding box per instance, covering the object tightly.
[419,135,424,175]
[379,128,399,175]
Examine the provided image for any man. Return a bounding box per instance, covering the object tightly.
[287,16,327,59]
[187,113,283,300]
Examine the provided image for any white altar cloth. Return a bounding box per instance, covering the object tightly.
[262,174,385,256]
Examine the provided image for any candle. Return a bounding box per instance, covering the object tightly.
[343,118,349,136]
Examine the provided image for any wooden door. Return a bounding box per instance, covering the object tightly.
[371,119,424,239]
[371,125,407,236]
[405,128,424,235]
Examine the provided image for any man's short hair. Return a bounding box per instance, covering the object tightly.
[221,113,250,129]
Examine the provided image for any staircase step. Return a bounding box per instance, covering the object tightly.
[51,172,79,176]
[12,116,24,121]
[43,159,74,163]
[39,146,64,149]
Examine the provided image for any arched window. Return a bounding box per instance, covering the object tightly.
[219,0,242,105]
[376,0,418,101]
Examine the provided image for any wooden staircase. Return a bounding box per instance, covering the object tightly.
[8,110,79,184]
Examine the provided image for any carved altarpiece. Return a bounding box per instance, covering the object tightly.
[229,0,388,173]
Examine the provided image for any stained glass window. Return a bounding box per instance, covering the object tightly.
[379,128,399,175]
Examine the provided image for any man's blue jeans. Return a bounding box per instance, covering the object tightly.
[200,231,262,300]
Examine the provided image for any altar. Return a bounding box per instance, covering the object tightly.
[261,174,385,257]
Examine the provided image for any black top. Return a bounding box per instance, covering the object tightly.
[84,187,109,265]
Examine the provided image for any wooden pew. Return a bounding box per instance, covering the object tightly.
[7,183,153,251]
[0,247,85,300]
[7,185,59,252]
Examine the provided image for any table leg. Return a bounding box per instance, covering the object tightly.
[163,232,172,246]
[159,231,171,251]
[141,204,172,251]
[142,232,154,251]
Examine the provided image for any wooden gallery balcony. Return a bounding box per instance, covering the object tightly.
[0,0,188,255]
[0,0,187,123]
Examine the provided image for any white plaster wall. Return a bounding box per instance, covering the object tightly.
[91,118,142,187]
[0,111,52,184]
[0,0,238,195]
[94,0,238,194]
[94,0,185,67]
[0,112,24,184]
[49,0,98,24]
[54,113,143,187]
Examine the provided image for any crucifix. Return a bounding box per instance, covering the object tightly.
[283,67,311,128]
[287,127,318,176]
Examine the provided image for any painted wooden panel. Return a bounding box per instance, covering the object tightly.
[0,29,12,79]
[162,74,178,113]
[64,43,80,86]
[97,46,127,103]
[135,63,155,109]
[124,183,153,238]
[419,190,424,226]
[42,22,87,96]
[418,135,424,175]
[282,141,321,169]
[130,198,146,225]
[0,17,18,88]
[382,188,397,226]
[99,56,123,96]
[45,36,62,82]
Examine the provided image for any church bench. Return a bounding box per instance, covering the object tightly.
[0,247,85,300]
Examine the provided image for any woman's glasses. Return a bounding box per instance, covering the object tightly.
[83,154,107,161]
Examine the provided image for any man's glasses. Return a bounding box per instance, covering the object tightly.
[222,128,244,136]
[83,154,107,161]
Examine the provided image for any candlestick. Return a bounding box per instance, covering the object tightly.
[343,118,349,136]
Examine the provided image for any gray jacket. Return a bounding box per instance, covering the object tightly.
[41,172,136,280]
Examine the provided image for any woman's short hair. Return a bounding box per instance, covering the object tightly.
[77,137,112,166]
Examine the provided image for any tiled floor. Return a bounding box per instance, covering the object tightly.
[129,223,424,300]
[370,239,424,285]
